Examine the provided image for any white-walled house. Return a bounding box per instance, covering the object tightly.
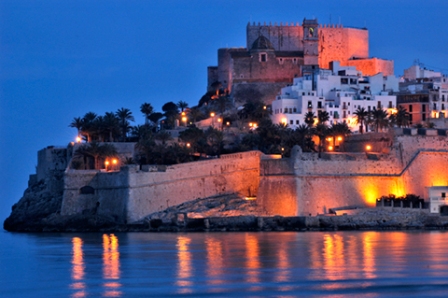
[271,62,399,131]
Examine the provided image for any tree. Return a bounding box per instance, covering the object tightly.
[115,108,134,142]
[304,111,316,127]
[314,123,329,157]
[81,112,98,142]
[317,110,330,124]
[148,112,164,126]
[69,117,83,139]
[162,102,179,129]
[188,106,204,123]
[354,107,368,134]
[74,142,118,170]
[103,112,120,142]
[238,99,270,122]
[179,126,204,152]
[371,107,389,132]
[395,106,410,128]
[177,101,189,112]
[329,122,351,149]
[155,130,172,145]
[140,103,154,125]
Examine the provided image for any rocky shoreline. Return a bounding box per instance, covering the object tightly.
[4,187,448,232]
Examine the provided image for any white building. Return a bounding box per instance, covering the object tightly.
[271,61,399,131]
[403,64,442,81]
[428,186,448,213]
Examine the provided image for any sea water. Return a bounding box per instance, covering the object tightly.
[1,230,448,297]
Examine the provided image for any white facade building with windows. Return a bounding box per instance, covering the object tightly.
[271,62,399,131]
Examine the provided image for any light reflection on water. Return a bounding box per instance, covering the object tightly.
[3,231,448,297]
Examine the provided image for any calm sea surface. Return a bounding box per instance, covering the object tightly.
[1,230,448,297]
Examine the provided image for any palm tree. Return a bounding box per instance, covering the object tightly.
[69,117,83,139]
[140,103,154,125]
[81,112,97,142]
[304,111,316,127]
[74,142,118,170]
[188,106,204,123]
[395,106,410,128]
[314,123,329,157]
[115,108,134,142]
[177,101,189,112]
[354,107,368,134]
[329,122,351,149]
[103,112,120,142]
[317,110,330,124]
[371,107,389,132]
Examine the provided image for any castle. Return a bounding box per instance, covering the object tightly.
[207,19,394,105]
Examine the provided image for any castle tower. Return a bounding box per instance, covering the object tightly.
[302,19,319,66]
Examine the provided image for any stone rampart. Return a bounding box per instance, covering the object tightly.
[259,135,448,216]
[61,151,262,223]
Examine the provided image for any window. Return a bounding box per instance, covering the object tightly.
[284,108,288,113]
[290,120,293,125]
[434,103,437,110]
[296,120,299,124]
[422,105,426,112]
[80,186,94,195]
[409,105,413,112]
[307,101,312,108]
[317,101,322,108]
[422,113,426,121]
[293,107,297,113]
[260,53,267,62]
[279,58,283,64]
[442,104,445,110]
[302,92,305,96]
[341,78,348,84]
[443,95,446,101]
[442,192,446,198]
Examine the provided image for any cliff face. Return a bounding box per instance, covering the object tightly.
[4,172,64,231]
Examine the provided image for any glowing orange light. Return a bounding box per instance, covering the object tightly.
[217,118,222,122]
[76,136,82,143]
[186,143,191,148]
[249,122,253,127]
[244,197,257,201]
[337,136,343,141]
[281,118,287,124]
[326,137,333,142]
[112,159,118,165]
[210,112,215,117]
[366,145,372,151]
[263,106,267,110]
[105,160,110,166]
[226,121,230,126]
[181,111,186,116]
[328,146,333,151]
[182,116,187,122]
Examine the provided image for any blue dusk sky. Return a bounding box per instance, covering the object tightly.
[1,0,447,221]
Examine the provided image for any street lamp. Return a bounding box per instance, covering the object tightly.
[210,112,215,128]
[76,136,82,143]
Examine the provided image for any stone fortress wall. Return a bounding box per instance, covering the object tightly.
[61,151,262,223]
[258,133,448,216]
[37,132,448,224]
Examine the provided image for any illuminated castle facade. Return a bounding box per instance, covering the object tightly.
[207,19,394,105]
